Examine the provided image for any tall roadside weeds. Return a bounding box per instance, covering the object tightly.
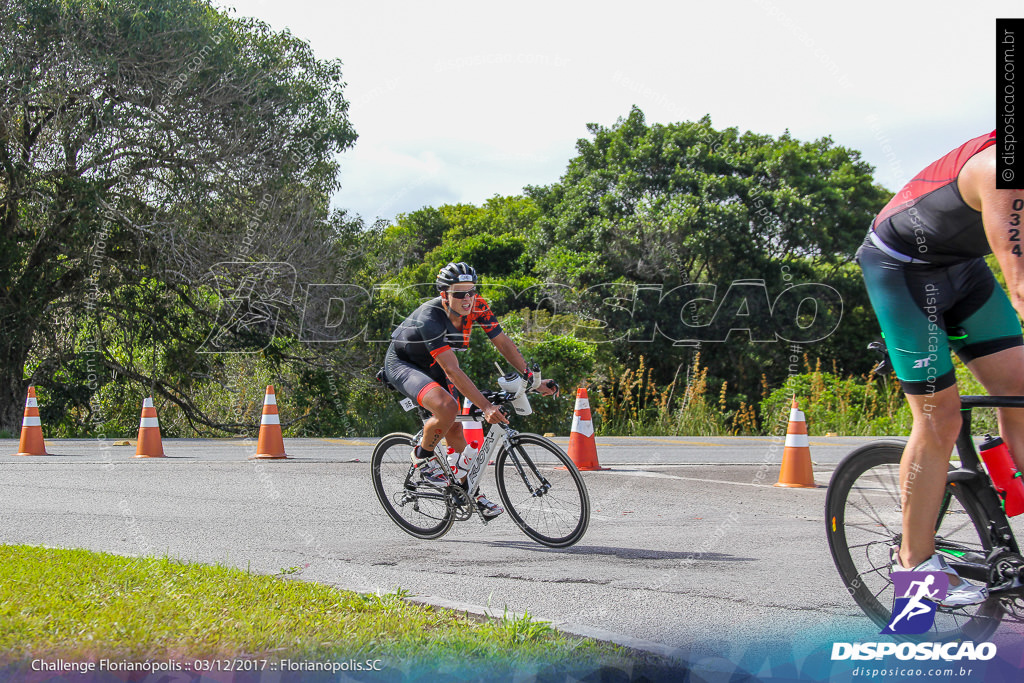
[760,356,910,437]
[594,354,756,436]
[593,354,927,437]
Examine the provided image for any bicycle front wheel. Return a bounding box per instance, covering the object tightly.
[825,441,1003,641]
[371,432,454,540]
[494,434,590,548]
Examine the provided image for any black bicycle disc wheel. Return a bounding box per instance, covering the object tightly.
[825,441,1003,641]
[493,433,590,548]
[371,432,454,540]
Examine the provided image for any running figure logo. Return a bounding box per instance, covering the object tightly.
[882,571,949,635]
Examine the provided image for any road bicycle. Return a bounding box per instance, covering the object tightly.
[371,374,590,548]
[826,386,1024,640]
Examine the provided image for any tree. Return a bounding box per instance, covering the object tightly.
[0,0,356,432]
[378,195,541,279]
[525,107,890,405]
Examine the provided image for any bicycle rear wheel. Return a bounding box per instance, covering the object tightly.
[371,432,454,540]
[825,441,1003,640]
[494,434,590,548]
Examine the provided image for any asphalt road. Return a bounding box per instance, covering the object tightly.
[2,436,1022,668]
[1,434,883,465]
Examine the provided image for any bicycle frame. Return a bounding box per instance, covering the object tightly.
[947,395,1024,591]
[411,415,512,499]
[458,415,509,496]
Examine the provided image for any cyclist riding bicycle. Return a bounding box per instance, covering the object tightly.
[857,130,1024,605]
[383,261,559,520]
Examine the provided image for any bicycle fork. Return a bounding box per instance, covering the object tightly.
[505,440,553,498]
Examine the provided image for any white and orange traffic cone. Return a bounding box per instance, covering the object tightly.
[253,385,288,459]
[567,387,608,471]
[133,397,166,458]
[461,397,484,445]
[775,397,816,488]
[15,386,48,456]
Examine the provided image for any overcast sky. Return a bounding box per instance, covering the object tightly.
[220,0,1017,223]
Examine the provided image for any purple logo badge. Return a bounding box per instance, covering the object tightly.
[882,571,949,635]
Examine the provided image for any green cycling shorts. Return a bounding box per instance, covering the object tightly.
[857,235,1023,395]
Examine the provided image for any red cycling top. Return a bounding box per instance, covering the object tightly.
[871,130,997,266]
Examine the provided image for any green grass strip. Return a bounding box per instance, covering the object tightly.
[0,544,625,672]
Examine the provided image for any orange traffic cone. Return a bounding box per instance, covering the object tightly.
[253,385,288,459]
[15,386,48,456]
[775,397,816,488]
[133,397,166,458]
[567,387,608,471]
[461,397,484,445]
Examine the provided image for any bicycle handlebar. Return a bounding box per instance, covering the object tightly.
[463,385,559,418]
[959,395,1024,409]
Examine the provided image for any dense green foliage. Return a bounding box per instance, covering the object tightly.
[1,0,357,433]
[523,107,889,412]
[4,3,915,438]
[345,108,892,437]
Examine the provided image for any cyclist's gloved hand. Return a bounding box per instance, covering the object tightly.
[539,379,559,397]
[483,403,509,425]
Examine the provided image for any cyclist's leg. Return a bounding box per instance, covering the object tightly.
[950,273,1024,471]
[900,387,962,568]
[384,346,456,453]
[419,385,459,452]
[966,348,1024,471]
[443,420,468,455]
[858,241,963,569]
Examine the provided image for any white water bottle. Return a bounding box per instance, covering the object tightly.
[448,440,480,480]
[497,371,532,416]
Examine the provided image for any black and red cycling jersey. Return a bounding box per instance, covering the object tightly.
[390,296,503,369]
[870,130,996,266]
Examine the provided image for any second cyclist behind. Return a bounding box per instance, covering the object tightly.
[383,261,559,519]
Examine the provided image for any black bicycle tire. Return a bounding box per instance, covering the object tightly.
[371,432,454,540]
[825,441,1003,641]
[493,433,590,548]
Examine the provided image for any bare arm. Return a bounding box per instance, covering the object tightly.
[985,188,1024,314]
[433,348,508,424]
[491,332,529,375]
[965,148,1024,314]
[491,331,559,396]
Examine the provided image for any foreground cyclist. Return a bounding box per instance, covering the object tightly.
[383,261,559,519]
[857,130,1024,605]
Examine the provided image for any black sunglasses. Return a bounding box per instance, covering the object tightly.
[448,288,478,299]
